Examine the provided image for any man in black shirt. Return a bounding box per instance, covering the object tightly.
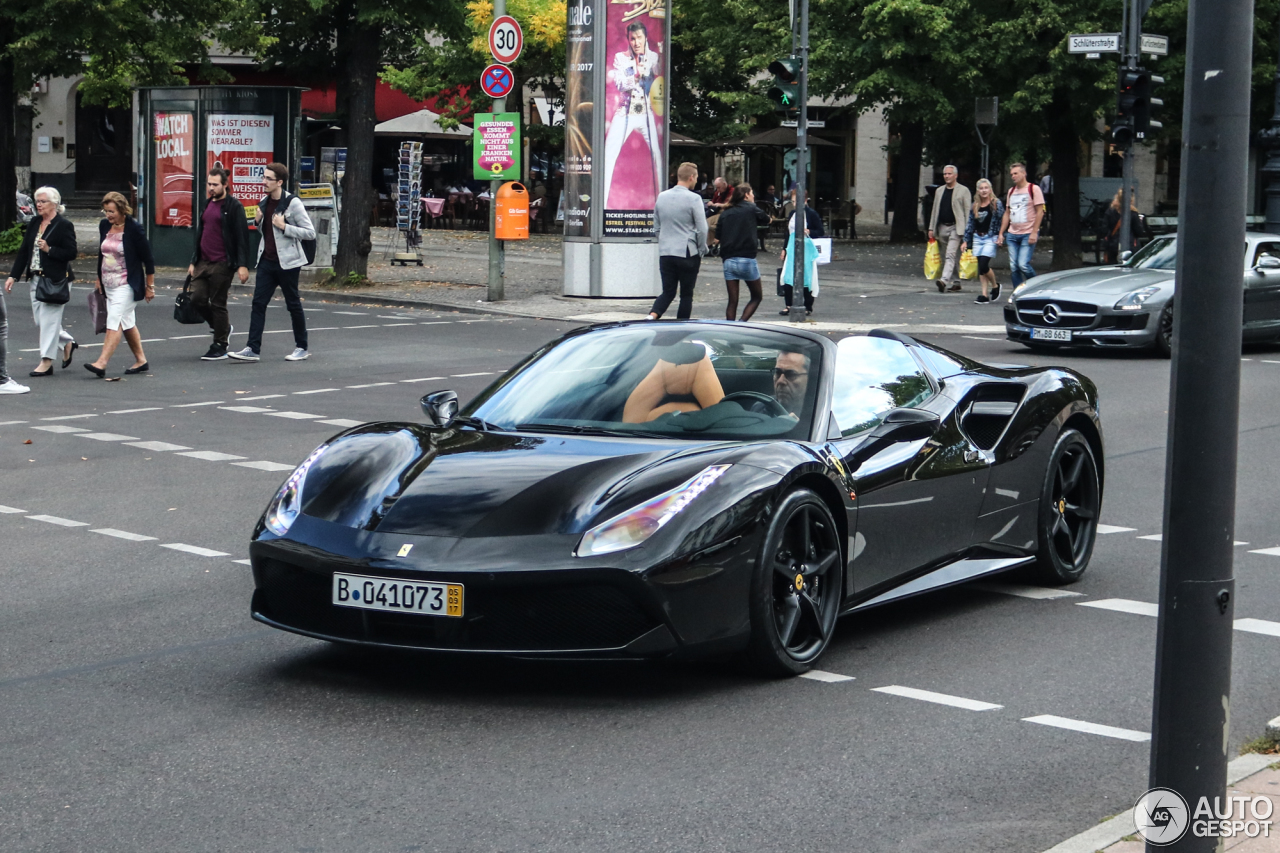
[927,165,972,292]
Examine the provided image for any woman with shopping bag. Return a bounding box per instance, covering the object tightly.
[779,226,820,316]
[961,178,1005,304]
[85,192,155,377]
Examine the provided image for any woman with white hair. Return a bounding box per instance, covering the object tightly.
[4,186,77,377]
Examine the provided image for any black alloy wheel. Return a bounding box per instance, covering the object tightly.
[746,488,844,676]
[1155,302,1174,358]
[1034,429,1101,585]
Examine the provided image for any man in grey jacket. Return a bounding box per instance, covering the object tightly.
[229,162,318,362]
[927,165,972,293]
[647,162,708,320]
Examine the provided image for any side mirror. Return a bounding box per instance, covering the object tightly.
[1118,250,1133,263]
[421,390,459,428]
[845,407,941,471]
[1255,253,1280,271]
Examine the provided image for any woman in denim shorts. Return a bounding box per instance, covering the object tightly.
[961,178,1004,304]
[714,183,772,320]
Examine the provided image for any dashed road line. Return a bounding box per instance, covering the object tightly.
[1022,715,1150,742]
[1249,546,1280,556]
[970,582,1084,600]
[125,441,191,452]
[159,543,231,558]
[232,559,252,565]
[451,372,495,378]
[27,515,89,527]
[293,388,339,395]
[171,401,225,408]
[343,324,379,329]
[1078,598,1159,617]
[176,450,248,462]
[232,461,295,472]
[41,414,97,421]
[871,685,1002,711]
[346,382,394,388]
[799,670,855,683]
[238,394,286,401]
[400,377,444,383]
[31,425,88,433]
[330,311,369,315]
[220,406,277,413]
[318,419,362,428]
[266,411,322,419]
[1096,524,1136,534]
[0,420,28,426]
[0,505,28,513]
[1136,533,1163,541]
[106,407,163,414]
[91,528,158,542]
[77,433,140,442]
[1234,618,1280,638]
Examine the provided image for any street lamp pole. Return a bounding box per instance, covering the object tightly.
[487,0,507,301]
[1258,20,1280,234]
[1119,0,1138,256]
[791,0,809,325]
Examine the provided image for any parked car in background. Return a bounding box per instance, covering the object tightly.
[1005,233,1280,356]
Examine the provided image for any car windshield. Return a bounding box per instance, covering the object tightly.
[465,325,824,441]
[1123,236,1177,270]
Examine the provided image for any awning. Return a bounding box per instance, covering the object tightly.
[373,109,471,140]
[670,131,705,146]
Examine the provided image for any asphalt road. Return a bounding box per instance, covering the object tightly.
[2,291,1279,853]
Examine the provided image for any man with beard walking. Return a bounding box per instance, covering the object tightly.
[189,166,250,360]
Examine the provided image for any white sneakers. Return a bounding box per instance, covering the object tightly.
[284,348,311,361]
[0,378,31,394]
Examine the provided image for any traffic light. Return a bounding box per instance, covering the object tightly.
[1112,119,1135,151]
[1135,72,1165,138]
[767,57,801,114]
[1117,68,1145,125]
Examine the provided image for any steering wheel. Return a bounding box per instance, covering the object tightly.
[720,391,790,418]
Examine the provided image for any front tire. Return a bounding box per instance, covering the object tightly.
[745,489,844,677]
[1033,429,1101,585]
[1154,302,1173,358]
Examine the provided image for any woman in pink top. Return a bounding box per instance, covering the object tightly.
[86,192,155,377]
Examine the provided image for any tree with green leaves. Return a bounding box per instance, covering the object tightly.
[0,0,266,225]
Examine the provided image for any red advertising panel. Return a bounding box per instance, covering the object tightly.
[154,112,194,227]
[602,0,667,236]
[206,114,274,223]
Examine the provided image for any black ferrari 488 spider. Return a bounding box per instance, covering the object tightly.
[251,322,1103,676]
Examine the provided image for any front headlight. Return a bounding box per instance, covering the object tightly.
[1114,286,1161,311]
[263,444,329,536]
[576,465,730,557]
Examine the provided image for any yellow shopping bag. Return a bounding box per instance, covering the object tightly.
[923,239,941,280]
[958,249,979,280]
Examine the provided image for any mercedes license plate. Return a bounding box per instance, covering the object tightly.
[1031,327,1072,342]
[332,572,464,617]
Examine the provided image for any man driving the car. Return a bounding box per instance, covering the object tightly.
[771,348,811,416]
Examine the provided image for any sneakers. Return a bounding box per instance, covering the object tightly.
[974,295,991,304]
[201,344,229,361]
[227,347,260,362]
[0,378,31,394]
[991,283,1002,301]
[284,348,311,361]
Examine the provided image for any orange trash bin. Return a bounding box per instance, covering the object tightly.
[494,181,529,240]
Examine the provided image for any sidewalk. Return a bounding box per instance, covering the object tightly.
[139,225,1052,334]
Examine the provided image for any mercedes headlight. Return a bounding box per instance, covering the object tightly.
[263,444,329,536]
[1114,286,1161,311]
[576,465,730,557]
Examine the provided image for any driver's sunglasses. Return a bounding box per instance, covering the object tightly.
[772,368,808,381]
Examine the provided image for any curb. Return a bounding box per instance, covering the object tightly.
[1040,751,1279,853]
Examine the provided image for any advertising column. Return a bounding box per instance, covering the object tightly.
[206,114,275,224]
[153,112,194,227]
[563,0,668,297]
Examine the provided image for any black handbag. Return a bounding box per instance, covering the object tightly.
[33,275,70,305]
[173,276,204,325]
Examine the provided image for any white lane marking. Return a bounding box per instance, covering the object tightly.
[970,582,1084,600]
[293,388,338,395]
[0,420,27,426]
[302,308,325,312]
[378,315,417,319]
[266,411,322,420]
[27,515,89,527]
[139,338,166,343]
[419,321,451,325]
[169,334,212,340]
[1234,618,1280,637]
[0,505,28,513]
[1096,524,1136,534]
[318,419,363,428]
[233,559,252,565]
[1078,599,1159,617]
[176,450,248,462]
[1022,715,1151,742]
[125,441,191,452]
[870,685,1002,711]
[307,326,339,331]
[799,670,855,683]
[76,432,140,442]
[220,406,277,413]
[400,377,444,383]
[1263,360,1280,364]
[383,323,416,327]
[41,414,98,421]
[106,407,162,414]
[170,401,225,408]
[1249,546,1280,556]
[963,336,1002,341]
[1137,533,1163,541]
[232,461,295,472]
[346,382,394,388]
[263,329,293,334]
[159,543,231,557]
[31,425,89,433]
[343,324,378,329]
[90,528,158,542]
[330,311,369,315]
[451,372,495,377]
[238,394,285,401]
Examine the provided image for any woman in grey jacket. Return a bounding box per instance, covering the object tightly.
[229,163,317,363]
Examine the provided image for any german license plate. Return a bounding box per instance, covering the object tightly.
[1031,327,1072,342]
[332,572,464,617]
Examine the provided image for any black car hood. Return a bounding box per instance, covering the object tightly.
[301,425,729,539]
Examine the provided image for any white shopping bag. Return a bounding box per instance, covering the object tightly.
[812,237,833,265]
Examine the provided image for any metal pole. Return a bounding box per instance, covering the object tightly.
[792,0,809,324]
[1146,0,1252,847]
[1119,0,1138,256]
[487,0,507,301]
[1257,19,1280,234]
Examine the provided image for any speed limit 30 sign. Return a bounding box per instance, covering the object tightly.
[489,16,523,65]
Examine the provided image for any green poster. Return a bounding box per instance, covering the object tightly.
[473,113,521,180]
